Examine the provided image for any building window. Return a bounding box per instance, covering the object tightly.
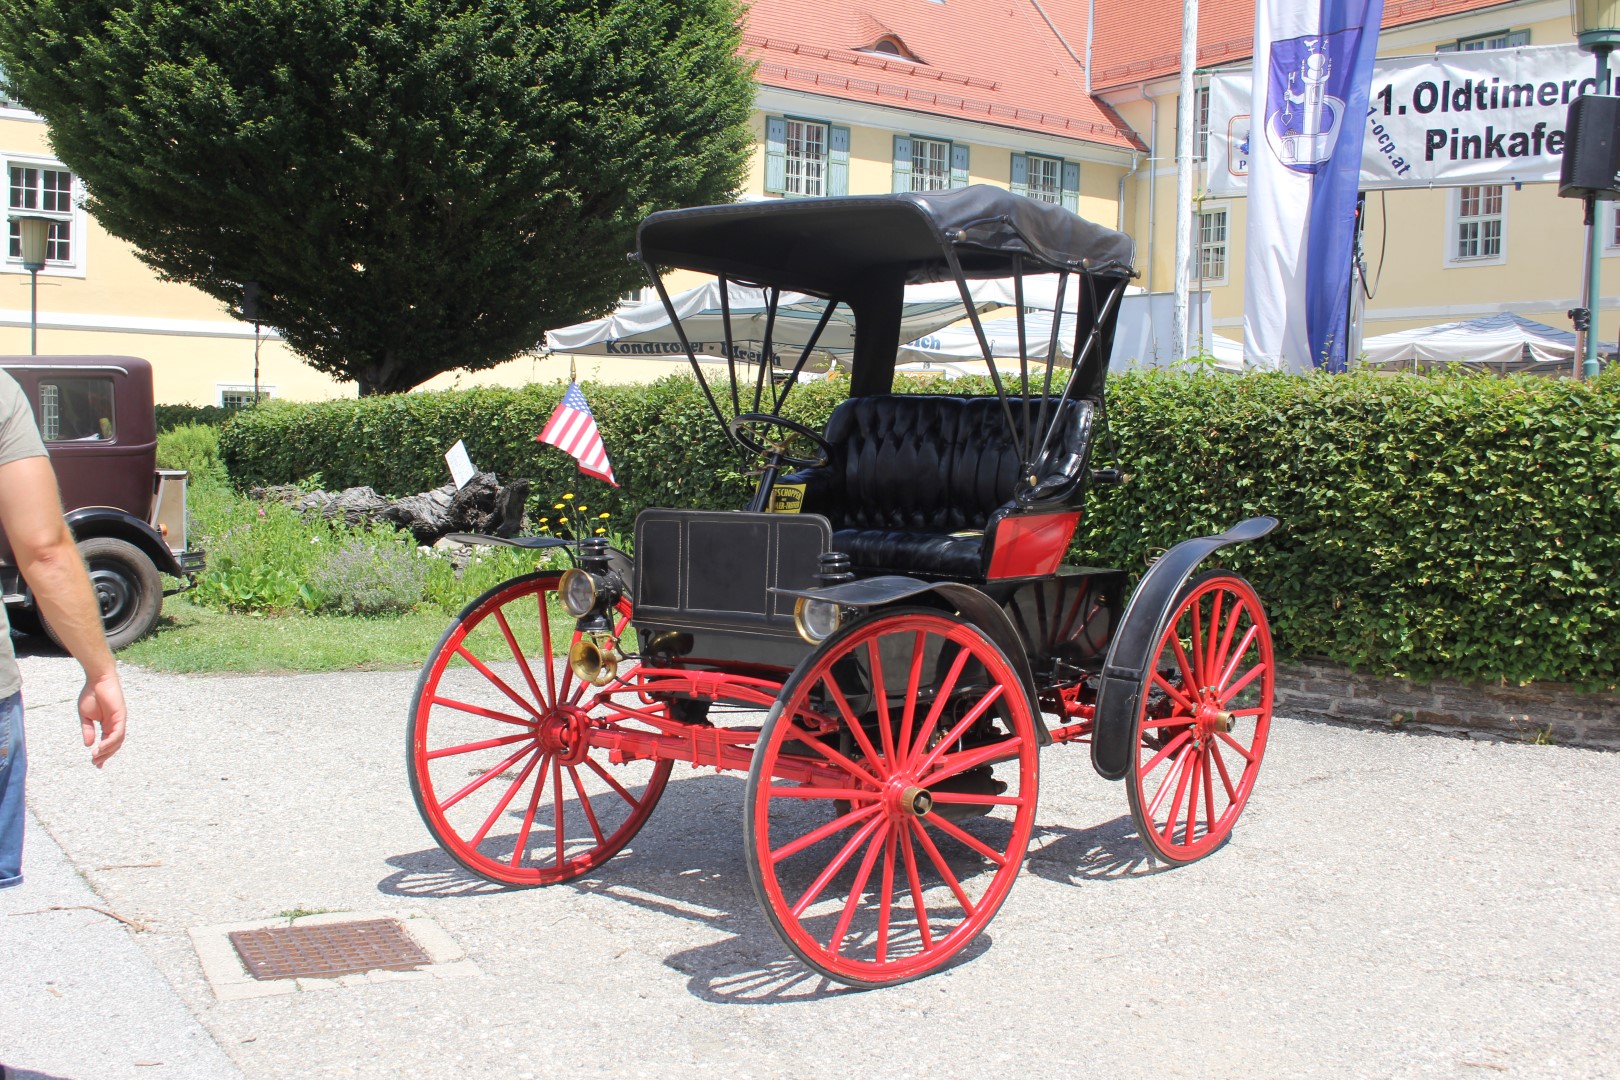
[910,138,950,191]
[765,117,848,198]
[8,164,75,265]
[1011,153,1078,211]
[1453,185,1504,261]
[0,62,21,110]
[219,385,272,410]
[1439,29,1529,51]
[894,136,967,192]
[784,119,827,197]
[1195,86,1211,161]
[1198,206,1229,282]
[1027,154,1062,204]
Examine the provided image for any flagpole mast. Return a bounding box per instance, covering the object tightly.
[1173,0,1199,360]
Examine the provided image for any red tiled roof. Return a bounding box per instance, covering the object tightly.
[743,0,1145,149]
[1083,0,1523,91]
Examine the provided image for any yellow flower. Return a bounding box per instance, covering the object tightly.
[594,527,607,535]
[598,512,610,520]
[577,505,588,514]
[563,493,575,501]
[553,502,564,510]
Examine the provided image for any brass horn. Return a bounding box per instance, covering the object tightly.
[568,635,624,687]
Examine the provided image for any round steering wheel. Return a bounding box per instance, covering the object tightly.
[728,412,833,470]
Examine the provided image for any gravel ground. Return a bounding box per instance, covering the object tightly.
[3,651,1619,1079]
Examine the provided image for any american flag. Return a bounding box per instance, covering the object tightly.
[537,382,617,486]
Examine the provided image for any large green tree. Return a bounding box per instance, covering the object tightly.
[0,0,754,393]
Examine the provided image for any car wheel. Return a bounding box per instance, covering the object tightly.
[42,537,163,651]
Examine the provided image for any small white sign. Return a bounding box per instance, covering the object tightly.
[445,440,477,490]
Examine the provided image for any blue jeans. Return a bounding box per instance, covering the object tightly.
[0,692,25,889]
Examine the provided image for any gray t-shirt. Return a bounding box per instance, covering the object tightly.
[0,370,48,698]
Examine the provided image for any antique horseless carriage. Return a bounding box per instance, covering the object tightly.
[408,187,1277,988]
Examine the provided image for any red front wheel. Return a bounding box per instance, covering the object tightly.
[745,609,1039,988]
[1128,570,1274,865]
[408,572,671,886]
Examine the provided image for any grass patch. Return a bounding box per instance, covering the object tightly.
[119,596,458,673]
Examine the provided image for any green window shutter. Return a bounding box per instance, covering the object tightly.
[950,143,970,188]
[893,135,913,193]
[1061,160,1080,212]
[765,116,786,194]
[1505,29,1530,46]
[1010,153,1028,197]
[828,125,850,197]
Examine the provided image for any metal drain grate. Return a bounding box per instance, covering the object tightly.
[228,919,430,981]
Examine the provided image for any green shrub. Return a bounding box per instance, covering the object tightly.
[156,423,229,487]
[306,538,429,617]
[219,369,1620,687]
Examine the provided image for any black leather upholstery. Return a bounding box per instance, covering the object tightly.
[783,394,1094,580]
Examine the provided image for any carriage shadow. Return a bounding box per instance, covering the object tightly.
[1023,814,1202,885]
[378,769,996,1002]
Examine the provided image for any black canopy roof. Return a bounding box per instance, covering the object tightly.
[635,185,1136,296]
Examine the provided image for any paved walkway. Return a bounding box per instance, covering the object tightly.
[3,653,1619,1079]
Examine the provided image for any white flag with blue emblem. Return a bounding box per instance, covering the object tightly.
[1244,0,1384,372]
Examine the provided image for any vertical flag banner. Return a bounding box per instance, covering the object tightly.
[538,382,618,487]
[1244,0,1385,372]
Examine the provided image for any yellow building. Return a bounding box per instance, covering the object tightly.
[1097,0,1607,351]
[3,0,1586,401]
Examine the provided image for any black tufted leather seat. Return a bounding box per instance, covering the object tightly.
[783,394,1094,581]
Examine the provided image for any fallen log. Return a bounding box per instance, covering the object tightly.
[250,472,529,546]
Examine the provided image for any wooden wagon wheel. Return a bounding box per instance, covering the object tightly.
[408,572,671,886]
[1127,570,1274,865]
[744,608,1039,987]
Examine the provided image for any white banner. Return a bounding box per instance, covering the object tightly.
[1244,0,1384,372]
[1211,43,1597,194]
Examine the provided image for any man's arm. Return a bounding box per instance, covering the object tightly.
[0,455,126,766]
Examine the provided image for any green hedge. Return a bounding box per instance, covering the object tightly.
[220,370,1620,688]
[155,403,239,431]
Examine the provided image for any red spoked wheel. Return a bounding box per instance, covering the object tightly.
[1128,570,1273,865]
[408,572,671,887]
[745,609,1039,988]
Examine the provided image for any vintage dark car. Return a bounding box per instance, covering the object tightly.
[1,355,204,648]
[407,187,1277,988]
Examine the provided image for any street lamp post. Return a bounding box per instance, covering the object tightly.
[1574,0,1620,379]
[10,213,51,354]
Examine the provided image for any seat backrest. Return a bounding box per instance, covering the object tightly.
[803,394,1091,533]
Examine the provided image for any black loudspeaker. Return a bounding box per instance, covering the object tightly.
[241,280,263,321]
[1561,95,1620,200]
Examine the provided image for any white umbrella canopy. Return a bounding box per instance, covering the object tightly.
[1361,313,1597,374]
[542,275,1117,367]
[896,292,1231,372]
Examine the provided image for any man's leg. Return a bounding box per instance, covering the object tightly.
[0,692,25,889]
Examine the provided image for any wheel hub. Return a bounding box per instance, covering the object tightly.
[536,705,592,766]
[899,785,933,817]
[88,568,133,623]
[1192,690,1233,747]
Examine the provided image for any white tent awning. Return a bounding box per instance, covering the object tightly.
[1361,313,1592,373]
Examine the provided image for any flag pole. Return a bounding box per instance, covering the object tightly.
[1173,0,1199,360]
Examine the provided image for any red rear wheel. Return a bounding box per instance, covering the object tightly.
[408,572,671,886]
[1127,570,1273,865]
[745,609,1038,987]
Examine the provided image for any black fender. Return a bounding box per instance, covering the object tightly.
[773,575,1048,746]
[1090,516,1278,781]
[64,507,184,577]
